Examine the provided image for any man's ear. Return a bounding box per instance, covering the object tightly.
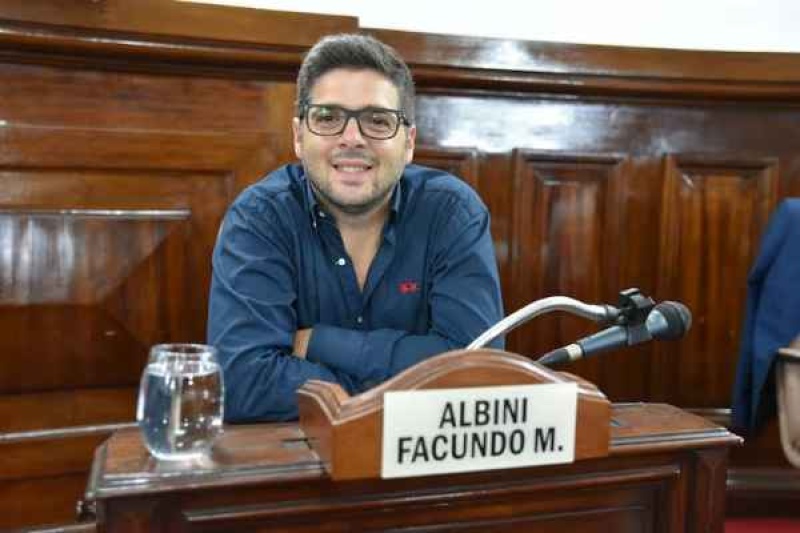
[404,125,417,164]
[292,117,303,159]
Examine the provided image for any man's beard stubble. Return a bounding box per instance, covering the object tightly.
[308,176,396,216]
[303,154,403,216]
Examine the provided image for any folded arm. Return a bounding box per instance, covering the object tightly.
[207,203,359,422]
[304,207,504,386]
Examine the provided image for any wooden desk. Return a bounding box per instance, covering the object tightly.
[85,403,740,532]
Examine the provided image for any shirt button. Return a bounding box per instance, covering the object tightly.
[336,257,346,266]
[356,316,363,324]
[318,211,326,218]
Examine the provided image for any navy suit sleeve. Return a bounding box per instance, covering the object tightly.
[305,205,504,385]
[207,201,359,422]
[732,199,800,432]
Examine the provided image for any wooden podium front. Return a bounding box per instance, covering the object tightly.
[85,403,740,532]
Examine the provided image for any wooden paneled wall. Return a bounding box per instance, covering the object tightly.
[1,1,799,528]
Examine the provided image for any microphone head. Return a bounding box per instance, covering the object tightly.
[651,301,692,340]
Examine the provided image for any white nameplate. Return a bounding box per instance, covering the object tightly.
[381,383,578,479]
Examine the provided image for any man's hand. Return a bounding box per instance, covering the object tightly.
[293,328,313,359]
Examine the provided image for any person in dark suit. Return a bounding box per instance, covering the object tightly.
[732,198,800,433]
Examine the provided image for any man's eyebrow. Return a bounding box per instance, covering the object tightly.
[311,103,396,111]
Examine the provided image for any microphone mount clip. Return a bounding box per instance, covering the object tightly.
[613,288,655,344]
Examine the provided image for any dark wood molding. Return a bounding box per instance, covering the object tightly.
[727,467,800,516]
[728,467,800,492]
[0,0,356,76]
[0,0,356,48]
[692,448,729,530]
[24,522,97,533]
[371,29,800,101]
[1,2,800,99]
[0,423,136,444]
[414,145,480,190]
[679,407,800,515]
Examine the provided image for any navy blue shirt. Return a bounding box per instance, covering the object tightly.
[208,163,504,422]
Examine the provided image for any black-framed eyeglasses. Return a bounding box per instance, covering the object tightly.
[301,104,410,140]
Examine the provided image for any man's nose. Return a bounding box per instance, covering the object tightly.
[339,116,366,145]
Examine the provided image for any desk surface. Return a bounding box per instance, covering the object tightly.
[86,403,741,501]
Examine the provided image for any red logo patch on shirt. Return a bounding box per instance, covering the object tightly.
[398,280,419,294]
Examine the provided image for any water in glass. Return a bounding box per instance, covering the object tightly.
[136,344,224,460]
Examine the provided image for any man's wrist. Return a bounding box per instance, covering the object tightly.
[293,328,313,358]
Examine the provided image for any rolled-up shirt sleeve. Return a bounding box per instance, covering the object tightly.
[306,205,504,385]
[207,201,358,422]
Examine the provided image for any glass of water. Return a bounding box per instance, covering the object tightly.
[136,344,224,461]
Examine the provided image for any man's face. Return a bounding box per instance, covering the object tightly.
[293,68,416,217]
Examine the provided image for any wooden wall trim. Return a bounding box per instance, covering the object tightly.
[727,468,800,516]
[1,2,800,99]
[371,29,800,101]
[409,67,800,101]
[0,423,136,444]
[0,26,306,78]
[369,29,800,82]
[0,0,356,76]
[0,0,357,48]
[728,468,800,492]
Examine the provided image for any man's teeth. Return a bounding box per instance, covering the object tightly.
[337,165,369,172]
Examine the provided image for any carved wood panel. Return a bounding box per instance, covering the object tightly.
[0,169,234,425]
[0,172,232,528]
[652,155,779,405]
[413,145,480,190]
[0,60,290,528]
[506,150,645,398]
[691,448,729,530]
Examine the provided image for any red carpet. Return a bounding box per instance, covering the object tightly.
[726,519,800,532]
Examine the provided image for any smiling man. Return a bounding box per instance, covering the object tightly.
[208,34,504,422]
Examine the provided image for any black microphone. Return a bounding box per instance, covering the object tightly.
[537,301,692,366]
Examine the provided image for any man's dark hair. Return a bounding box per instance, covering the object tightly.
[295,34,415,124]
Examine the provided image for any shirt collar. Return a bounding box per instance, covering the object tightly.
[387,178,403,222]
[302,173,323,225]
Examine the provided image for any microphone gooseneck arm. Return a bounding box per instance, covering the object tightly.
[466,296,620,350]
